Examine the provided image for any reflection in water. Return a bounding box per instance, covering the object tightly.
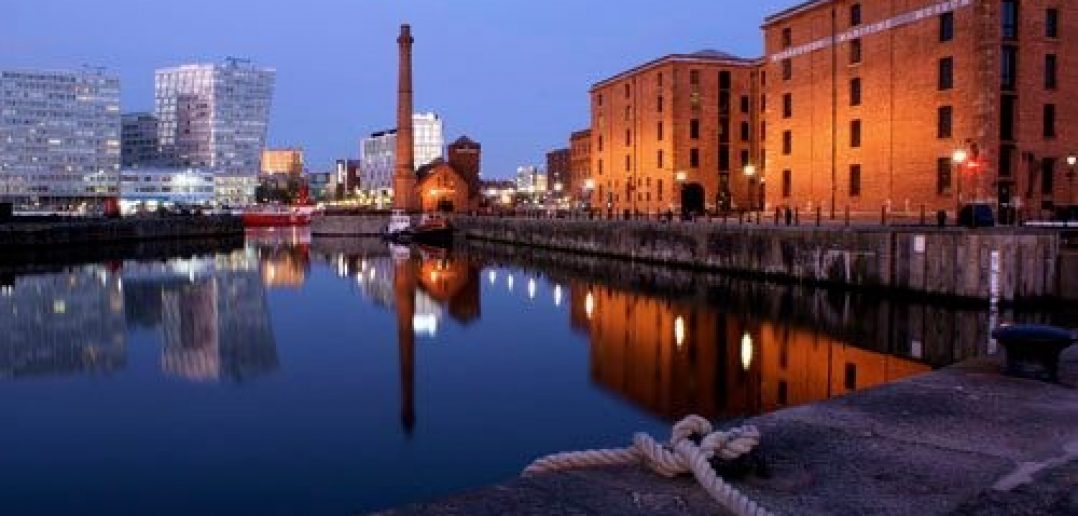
[0,249,279,383]
[571,282,931,419]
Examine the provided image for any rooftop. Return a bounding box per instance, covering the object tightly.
[763,0,832,27]
[591,49,759,91]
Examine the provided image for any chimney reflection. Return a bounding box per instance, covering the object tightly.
[570,281,932,420]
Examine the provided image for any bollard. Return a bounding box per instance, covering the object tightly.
[992,325,1076,383]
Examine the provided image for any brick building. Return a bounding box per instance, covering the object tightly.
[569,129,592,205]
[546,147,571,197]
[261,148,304,176]
[447,136,482,198]
[763,0,1077,219]
[589,50,763,215]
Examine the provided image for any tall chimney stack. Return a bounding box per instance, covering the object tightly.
[393,24,417,211]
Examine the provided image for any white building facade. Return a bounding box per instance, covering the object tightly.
[119,167,215,213]
[154,59,275,206]
[0,69,121,204]
[359,112,443,206]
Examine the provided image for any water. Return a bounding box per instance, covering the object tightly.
[0,229,1070,515]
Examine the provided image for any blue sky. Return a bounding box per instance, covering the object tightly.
[3,0,794,179]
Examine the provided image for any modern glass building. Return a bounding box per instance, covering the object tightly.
[359,112,443,206]
[154,59,275,206]
[0,68,121,204]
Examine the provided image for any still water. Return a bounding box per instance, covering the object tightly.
[0,229,1069,515]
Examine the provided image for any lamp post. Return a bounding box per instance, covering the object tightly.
[1067,153,1077,205]
[675,171,687,217]
[952,148,968,219]
[743,164,757,212]
[583,178,595,214]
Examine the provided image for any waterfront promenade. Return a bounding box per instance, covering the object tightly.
[0,215,244,248]
[383,351,1078,515]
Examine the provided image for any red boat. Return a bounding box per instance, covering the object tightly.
[242,206,313,227]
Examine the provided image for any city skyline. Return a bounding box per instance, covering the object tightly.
[2,0,792,179]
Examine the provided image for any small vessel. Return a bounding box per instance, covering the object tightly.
[385,209,413,241]
[411,213,454,247]
[242,205,313,227]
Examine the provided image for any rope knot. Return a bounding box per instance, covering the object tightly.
[522,415,772,516]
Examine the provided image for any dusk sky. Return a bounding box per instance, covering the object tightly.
[4,0,794,179]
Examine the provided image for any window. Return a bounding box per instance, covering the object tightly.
[740,150,750,167]
[940,11,955,42]
[624,83,631,98]
[596,94,603,107]
[657,122,663,141]
[1047,8,1059,38]
[720,119,730,143]
[625,129,632,145]
[1044,104,1056,138]
[658,95,664,112]
[783,131,792,154]
[1042,158,1055,194]
[782,59,792,80]
[850,120,862,147]
[850,3,862,26]
[937,157,952,195]
[740,121,750,142]
[849,165,862,196]
[625,155,631,171]
[719,145,730,171]
[782,28,792,48]
[719,71,732,89]
[761,121,767,141]
[1002,0,1018,40]
[938,106,953,138]
[658,179,663,200]
[690,148,700,168]
[740,95,750,113]
[689,119,700,139]
[598,159,603,175]
[657,150,664,168]
[850,38,862,64]
[850,78,862,106]
[657,72,664,87]
[689,69,700,86]
[1000,145,1015,177]
[1046,54,1057,89]
[598,135,603,152]
[1001,95,1016,140]
[939,57,954,90]
[1002,46,1018,90]
[624,105,631,121]
[782,169,792,197]
[783,93,792,118]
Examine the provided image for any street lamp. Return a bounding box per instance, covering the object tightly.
[674,171,687,216]
[952,148,969,217]
[743,164,757,212]
[1067,153,1077,205]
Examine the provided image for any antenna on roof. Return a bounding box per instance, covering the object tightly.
[224,56,252,67]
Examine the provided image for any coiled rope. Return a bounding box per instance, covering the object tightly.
[522,415,772,516]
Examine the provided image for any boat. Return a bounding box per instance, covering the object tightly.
[411,213,454,247]
[384,209,413,241]
[242,205,313,227]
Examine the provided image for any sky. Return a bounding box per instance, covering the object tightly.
[3,0,794,179]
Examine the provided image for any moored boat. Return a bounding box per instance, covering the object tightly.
[411,213,454,247]
[242,205,314,227]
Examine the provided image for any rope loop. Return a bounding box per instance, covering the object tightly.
[522,415,773,516]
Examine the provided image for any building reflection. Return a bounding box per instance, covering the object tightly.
[329,243,482,435]
[0,249,279,383]
[0,269,126,378]
[572,282,931,420]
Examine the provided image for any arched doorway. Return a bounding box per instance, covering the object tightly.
[681,182,705,216]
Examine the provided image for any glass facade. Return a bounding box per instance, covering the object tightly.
[0,69,121,202]
[359,112,444,204]
[154,60,275,205]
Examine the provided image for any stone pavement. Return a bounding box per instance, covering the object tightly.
[380,348,1078,515]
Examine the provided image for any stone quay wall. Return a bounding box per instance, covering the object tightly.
[0,215,244,248]
[311,214,395,236]
[453,216,1070,302]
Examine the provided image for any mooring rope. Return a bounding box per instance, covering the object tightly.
[522,415,772,516]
